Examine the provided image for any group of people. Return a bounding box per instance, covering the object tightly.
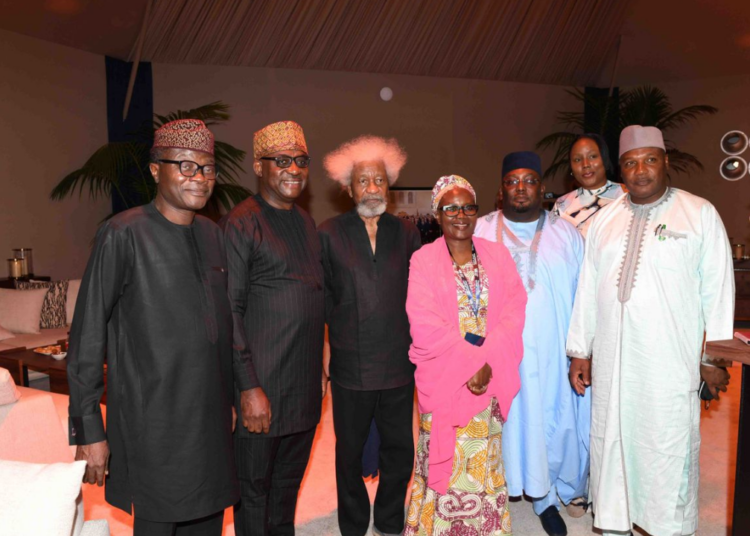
[66,117,735,536]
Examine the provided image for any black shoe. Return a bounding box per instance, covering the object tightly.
[539,506,567,536]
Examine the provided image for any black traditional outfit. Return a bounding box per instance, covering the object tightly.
[318,209,421,536]
[222,194,325,535]
[67,202,239,523]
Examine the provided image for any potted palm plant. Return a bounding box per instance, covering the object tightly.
[50,101,251,219]
[536,86,718,181]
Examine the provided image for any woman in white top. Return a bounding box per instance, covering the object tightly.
[552,133,626,238]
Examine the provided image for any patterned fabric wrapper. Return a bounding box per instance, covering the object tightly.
[15,280,69,329]
[404,399,512,536]
[431,175,476,214]
[253,121,308,159]
[153,119,214,155]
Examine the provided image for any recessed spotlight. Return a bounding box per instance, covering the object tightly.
[719,156,747,181]
[380,87,393,102]
[720,130,748,155]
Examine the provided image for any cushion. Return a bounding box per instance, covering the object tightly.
[16,280,69,329]
[0,368,20,405]
[0,288,47,334]
[67,279,82,326]
[0,324,13,341]
[0,459,86,536]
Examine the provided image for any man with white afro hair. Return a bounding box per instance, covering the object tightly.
[324,135,407,188]
[319,135,421,536]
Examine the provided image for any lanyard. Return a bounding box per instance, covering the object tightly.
[448,242,482,318]
[500,210,546,292]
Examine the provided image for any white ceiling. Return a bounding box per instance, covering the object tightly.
[1,0,748,87]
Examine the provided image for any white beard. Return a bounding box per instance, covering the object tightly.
[356,197,387,218]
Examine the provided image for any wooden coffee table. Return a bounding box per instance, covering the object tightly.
[0,346,107,403]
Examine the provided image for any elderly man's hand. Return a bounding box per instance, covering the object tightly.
[467,363,492,395]
[240,388,272,434]
[701,364,730,400]
[569,358,591,396]
[75,440,110,486]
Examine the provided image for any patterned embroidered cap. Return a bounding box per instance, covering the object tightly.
[153,119,214,155]
[619,125,665,158]
[254,121,308,159]
[431,175,476,213]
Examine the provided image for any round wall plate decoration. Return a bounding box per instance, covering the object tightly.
[720,130,748,155]
[719,156,747,181]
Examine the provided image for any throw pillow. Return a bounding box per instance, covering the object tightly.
[0,459,86,536]
[15,280,69,329]
[0,288,47,334]
[0,324,13,341]
[0,368,20,405]
[67,279,82,326]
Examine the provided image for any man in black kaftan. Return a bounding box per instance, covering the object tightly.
[222,121,325,536]
[67,120,239,535]
[319,136,420,536]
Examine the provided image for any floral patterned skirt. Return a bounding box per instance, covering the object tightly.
[404,398,512,536]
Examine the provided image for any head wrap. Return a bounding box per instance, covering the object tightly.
[619,125,665,158]
[153,119,214,155]
[431,175,476,213]
[502,151,542,178]
[253,121,308,159]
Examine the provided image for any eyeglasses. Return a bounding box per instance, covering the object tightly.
[503,177,540,187]
[259,155,311,169]
[158,159,218,180]
[440,204,479,217]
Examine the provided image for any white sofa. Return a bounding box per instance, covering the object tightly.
[0,368,109,536]
[0,279,80,355]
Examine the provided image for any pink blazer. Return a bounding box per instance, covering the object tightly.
[407,236,526,494]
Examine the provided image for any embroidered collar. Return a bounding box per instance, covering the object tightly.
[626,186,673,212]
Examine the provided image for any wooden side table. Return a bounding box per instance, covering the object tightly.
[705,330,750,536]
[0,276,52,289]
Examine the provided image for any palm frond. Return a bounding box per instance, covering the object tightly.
[536,132,578,180]
[50,142,147,201]
[54,101,249,213]
[542,160,574,182]
[154,101,231,128]
[619,86,672,128]
[209,183,253,212]
[657,105,718,131]
[665,149,704,175]
[214,141,247,184]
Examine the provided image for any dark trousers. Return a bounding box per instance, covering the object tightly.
[234,427,317,536]
[133,511,224,536]
[331,381,415,536]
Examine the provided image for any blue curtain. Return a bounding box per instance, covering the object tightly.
[105,56,154,214]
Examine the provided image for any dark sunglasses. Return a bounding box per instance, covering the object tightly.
[259,155,311,169]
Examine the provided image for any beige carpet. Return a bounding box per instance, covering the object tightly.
[291,374,741,536]
[76,368,741,535]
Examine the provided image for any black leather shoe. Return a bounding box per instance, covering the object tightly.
[539,505,567,536]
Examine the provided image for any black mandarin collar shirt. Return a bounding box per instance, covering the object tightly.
[319,210,421,390]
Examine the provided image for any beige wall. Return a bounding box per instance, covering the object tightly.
[153,65,576,225]
[7,27,746,283]
[0,29,109,280]
[627,75,750,244]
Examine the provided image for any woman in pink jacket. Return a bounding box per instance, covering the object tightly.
[403,175,527,536]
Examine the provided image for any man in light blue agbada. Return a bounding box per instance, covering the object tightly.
[475,151,589,536]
